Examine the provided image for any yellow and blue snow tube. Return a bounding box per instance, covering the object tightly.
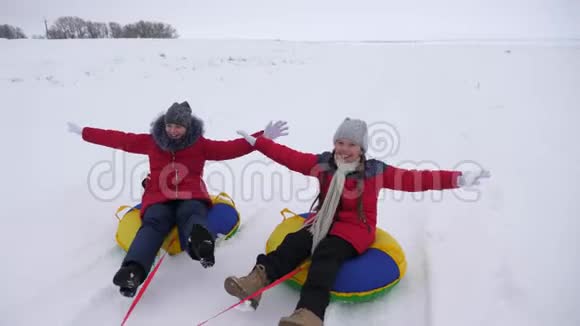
[114,192,240,256]
[266,208,407,302]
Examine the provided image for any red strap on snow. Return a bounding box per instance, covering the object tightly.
[120,238,176,326]
[197,266,303,326]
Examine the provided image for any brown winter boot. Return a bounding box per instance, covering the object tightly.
[279,308,323,326]
[224,264,269,309]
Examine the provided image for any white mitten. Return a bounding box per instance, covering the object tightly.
[236,130,256,146]
[457,169,491,187]
[67,122,82,135]
[263,121,289,140]
[237,120,289,146]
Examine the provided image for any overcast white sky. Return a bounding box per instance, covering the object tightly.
[1,0,579,40]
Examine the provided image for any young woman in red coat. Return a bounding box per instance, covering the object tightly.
[67,101,289,297]
[226,118,490,325]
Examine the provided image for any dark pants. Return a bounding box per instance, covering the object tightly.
[256,228,357,320]
[122,199,210,275]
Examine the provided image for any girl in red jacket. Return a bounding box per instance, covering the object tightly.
[226,118,490,325]
[67,101,288,297]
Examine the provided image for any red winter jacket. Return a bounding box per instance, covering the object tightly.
[255,137,461,254]
[82,127,261,216]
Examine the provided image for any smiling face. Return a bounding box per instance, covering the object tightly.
[333,138,363,163]
[165,123,187,139]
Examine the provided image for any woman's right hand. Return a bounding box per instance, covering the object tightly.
[67,122,82,135]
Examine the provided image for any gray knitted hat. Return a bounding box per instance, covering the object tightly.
[164,101,192,128]
[333,118,368,152]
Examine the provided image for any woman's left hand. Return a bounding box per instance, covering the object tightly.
[237,120,289,146]
[263,120,289,140]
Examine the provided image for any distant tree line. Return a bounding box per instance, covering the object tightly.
[0,17,179,40]
[47,17,178,39]
[0,24,27,39]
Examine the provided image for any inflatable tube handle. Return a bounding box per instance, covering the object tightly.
[279,208,298,221]
[215,192,236,207]
[115,205,133,221]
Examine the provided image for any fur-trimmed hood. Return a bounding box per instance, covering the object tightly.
[150,113,204,152]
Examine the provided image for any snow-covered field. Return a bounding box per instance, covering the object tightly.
[0,38,578,325]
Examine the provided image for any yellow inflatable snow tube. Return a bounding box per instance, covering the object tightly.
[114,192,240,256]
[266,208,407,302]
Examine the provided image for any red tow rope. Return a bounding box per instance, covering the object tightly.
[120,238,177,326]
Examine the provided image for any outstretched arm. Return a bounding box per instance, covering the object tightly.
[254,137,318,176]
[81,127,151,154]
[381,165,461,191]
[202,131,264,161]
[237,120,318,175]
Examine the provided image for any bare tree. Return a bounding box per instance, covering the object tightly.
[108,22,123,38]
[150,22,178,38]
[0,24,27,39]
[122,21,146,38]
[47,16,89,39]
[87,21,108,38]
[122,20,178,38]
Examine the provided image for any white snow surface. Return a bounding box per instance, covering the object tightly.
[0,38,579,326]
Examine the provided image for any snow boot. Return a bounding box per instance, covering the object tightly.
[113,262,145,298]
[279,308,323,326]
[224,264,269,309]
[187,224,215,268]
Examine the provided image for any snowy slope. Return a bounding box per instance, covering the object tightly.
[0,38,579,326]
